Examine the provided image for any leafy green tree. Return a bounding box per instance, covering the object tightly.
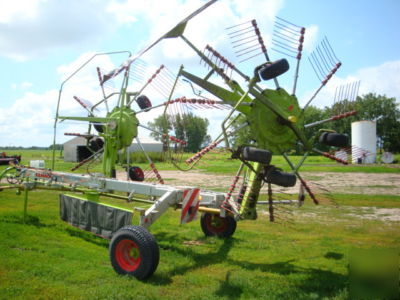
[352,93,400,152]
[147,113,210,152]
[227,93,400,153]
[228,114,251,148]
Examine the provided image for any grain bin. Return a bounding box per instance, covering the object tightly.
[351,121,376,163]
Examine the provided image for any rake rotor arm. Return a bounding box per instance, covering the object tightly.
[304,110,357,128]
[135,137,164,184]
[180,70,253,114]
[180,35,250,85]
[281,152,319,204]
[312,148,348,165]
[58,116,114,124]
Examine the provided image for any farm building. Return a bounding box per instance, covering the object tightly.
[63,136,163,162]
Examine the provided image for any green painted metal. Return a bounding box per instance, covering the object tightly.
[180,70,252,115]
[101,105,138,177]
[23,185,28,223]
[248,88,303,152]
[239,162,263,220]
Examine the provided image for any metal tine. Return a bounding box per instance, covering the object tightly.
[274,21,301,36]
[321,39,336,66]
[272,30,299,45]
[276,15,303,28]
[228,27,255,39]
[271,48,296,59]
[232,35,259,46]
[324,37,340,63]
[272,16,306,95]
[239,52,264,63]
[314,48,330,75]
[226,19,254,30]
[235,39,260,54]
[333,86,338,104]
[227,19,264,61]
[272,39,298,53]
[308,57,322,82]
[316,46,331,73]
[237,46,260,57]
[310,52,325,79]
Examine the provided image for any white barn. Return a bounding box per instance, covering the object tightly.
[127,137,163,153]
[63,136,87,162]
[63,136,163,162]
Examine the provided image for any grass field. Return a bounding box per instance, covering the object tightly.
[2,150,400,175]
[0,150,399,299]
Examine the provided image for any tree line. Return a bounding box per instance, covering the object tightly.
[231,93,399,153]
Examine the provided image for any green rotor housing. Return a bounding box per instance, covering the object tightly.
[248,88,304,153]
[102,106,138,177]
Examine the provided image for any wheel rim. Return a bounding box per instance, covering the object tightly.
[115,239,141,272]
[134,167,144,181]
[205,214,228,234]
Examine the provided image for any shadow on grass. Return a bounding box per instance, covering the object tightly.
[145,232,244,298]
[148,232,347,298]
[65,227,109,248]
[228,257,347,297]
[0,214,50,228]
[324,251,344,260]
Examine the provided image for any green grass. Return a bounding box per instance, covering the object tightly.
[2,150,399,175]
[1,189,399,299]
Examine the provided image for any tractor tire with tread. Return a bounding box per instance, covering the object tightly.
[242,146,272,164]
[109,225,159,280]
[319,132,349,148]
[259,59,289,81]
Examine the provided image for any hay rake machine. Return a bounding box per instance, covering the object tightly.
[1,0,359,280]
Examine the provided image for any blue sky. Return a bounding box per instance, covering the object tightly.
[0,0,399,147]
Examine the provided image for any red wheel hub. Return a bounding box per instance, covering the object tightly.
[115,239,141,272]
[205,214,227,234]
[134,167,144,181]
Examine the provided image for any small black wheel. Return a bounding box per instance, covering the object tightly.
[265,168,297,187]
[109,226,159,280]
[242,146,272,164]
[92,123,104,133]
[200,213,237,238]
[137,95,152,110]
[319,132,349,148]
[128,166,145,181]
[259,59,289,80]
[89,137,104,152]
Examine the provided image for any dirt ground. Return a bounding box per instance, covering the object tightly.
[126,170,400,196]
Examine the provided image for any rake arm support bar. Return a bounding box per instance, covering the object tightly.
[313,148,348,165]
[58,116,114,123]
[305,110,357,128]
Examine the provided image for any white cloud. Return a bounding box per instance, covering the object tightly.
[0,0,46,23]
[0,0,116,60]
[1,0,288,147]
[11,81,33,90]
[300,60,400,108]
[303,24,319,53]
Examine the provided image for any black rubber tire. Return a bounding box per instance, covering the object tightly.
[137,95,152,110]
[259,59,289,80]
[128,166,145,181]
[319,132,349,148]
[92,123,104,133]
[109,226,159,280]
[242,147,272,164]
[200,213,236,238]
[265,169,297,187]
[89,137,104,152]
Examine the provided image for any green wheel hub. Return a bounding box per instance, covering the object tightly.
[248,88,303,152]
[106,106,138,150]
